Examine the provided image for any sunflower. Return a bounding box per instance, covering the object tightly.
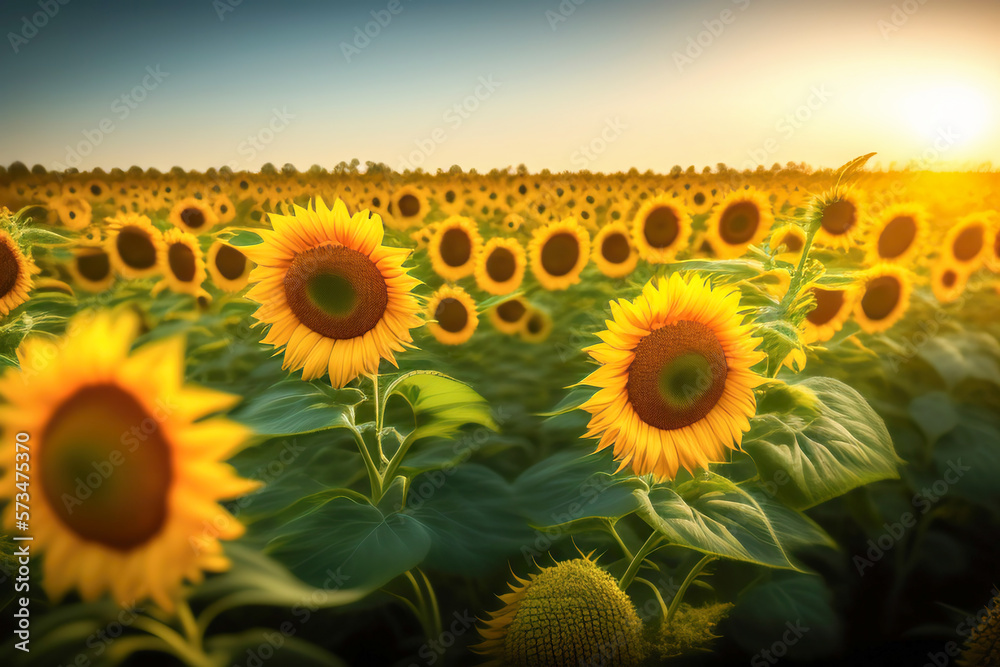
[106,213,166,279]
[768,224,807,264]
[428,216,483,282]
[631,196,690,263]
[687,185,715,215]
[51,195,92,231]
[67,247,115,292]
[529,218,591,290]
[83,179,110,202]
[207,240,254,292]
[168,197,220,234]
[500,212,524,233]
[865,204,928,266]
[813,189,864,250]
[488,296,529,335]
[704,188,772,259]
[944,214,991,271]
[426,284,478,345]
[388,185,429,230]
[243,198,421,388]
[593,222,638,278]
[474,557,646,667]
[519,308,553,343]
[211,194,237,225]
[854,264,912,334]
[579,273,765,479]
[155,229,208,297]
[0,230,38,316]
[0,309,258,611]
[931,259,967,304]
[802,285,855,344]
[475,237,526,295]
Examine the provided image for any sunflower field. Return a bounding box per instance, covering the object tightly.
[1,154,1000,666]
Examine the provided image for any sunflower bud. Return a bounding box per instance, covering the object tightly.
[475,558,647,666]
[959,589,1000,667]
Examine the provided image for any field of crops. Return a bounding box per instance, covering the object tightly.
[1,154,1000,666]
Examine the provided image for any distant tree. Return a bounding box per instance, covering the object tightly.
[669,165,683,177]
[7,162,29,179]
[260,162,277,175]
[281,163,298,175]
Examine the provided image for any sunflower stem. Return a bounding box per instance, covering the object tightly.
[370,373,390,466]
[633,576,670,620]
[666,554,715,626]
[176,598,203,651]
[618,533,664,592]
[132,616,216,667]
[418,568,443,639]
[605,520,634,561]
[352,428,382,500]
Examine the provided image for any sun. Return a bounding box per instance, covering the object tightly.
[900,83,990,148]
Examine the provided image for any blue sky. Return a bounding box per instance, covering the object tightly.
[1,0,997,173]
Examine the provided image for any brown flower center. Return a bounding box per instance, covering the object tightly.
[626,320,728,430]
[877,216,917,259]
[116,226,157,269]
[41,384,172,551]
[215,245,248,280]
[284,245,388,339]
[719,202,760,245]
[820,199,856,236]
[496,299,526,323]
[540,232,580,277]
[601,232,631,264]
[861,276,901,321]
[440,228,472,267]
[398,194,420,217]
[435,297,468,333]
[77,251,110,282]
[0,237,22,297]
[953,225,984,261]
[806,288,846,325]
[486,246,516,282]
[643,207,680,248]
[180,207,206,230]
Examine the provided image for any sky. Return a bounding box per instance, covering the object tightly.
[0,0,997,174]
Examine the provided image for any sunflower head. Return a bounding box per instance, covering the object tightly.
[489,296,530,335]
[51,194,93,231]
[0,309,258,611]
[704,188,773,259]
[529,218,591,291]
[388,185,429,229]
[945,214,991,270]
[474,557,647,667]
[157,228,208,297]
[106,213,166,279]
[813,188,864,250]
[580,273,765,479]
[207,240,254,292]
[475,236,526,296]
[68,247,115,293]
[428,216,483,282]
[169,197,220,234]
[0,229,38,316]
[593,221,638,278]
[931,259,967,304]
[244,197,421,387]
[802,284,855,344]
[854,264,912,334]
[426,284,478,345]
[632,195,691,263]
[519,307,553,343]
[866,203,927,265]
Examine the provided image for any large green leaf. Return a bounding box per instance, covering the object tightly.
[742,376,900,509]
[232,379,365,437]
[384,371,497,447]
[635,473,815,570]
[265,495,432,592]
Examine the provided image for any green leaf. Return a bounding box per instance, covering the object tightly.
[908,391,958,445]
[635,473,810,570]
[539,386,597,418]
[729,572,842,661]
[223,228,264,246]
[265,496,431,592]
[232,379,365,436]
[743,377,901,509]
[385,371,497,446]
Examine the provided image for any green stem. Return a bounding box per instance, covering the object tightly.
[370,374,389,465]
[418,568,442,639]
[352,429,382,500]
[634,577,670,619]
[776,216,819,318]
[132,617,216,667]
[605,520,634,561]
[618,533,664,592]
[176,599,202,650]
[666,554,716,626]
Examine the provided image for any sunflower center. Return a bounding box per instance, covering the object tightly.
[284,245,388,339]
[168,243,197,282]
[398,194,421,217]
[693,192,706,206]
[180,207,206,229]
[861,276,901,321]
[89,184,102,196]
[486,247,516,282]
[540,232,580,276]
[953,225,983,261]
[626,320,728,430]
[820,199,856,235]
[601,232,630,263]
[77,251,110,282]
[497,299,526,323]
[0,237,22,297]
[778,232,803,253]
[526,313,545,335]
[719,202,760,244]
[877,216,916,258]
[440,228,472,267]
[643,207,679,248]
[215,245,247,280]
[40,384,172,551]
[116,227,157,269]
[942,269,957,288]
[435,298,468,333]
[806,288,845,325]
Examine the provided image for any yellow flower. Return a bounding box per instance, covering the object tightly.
[67,247,115,293]
[931,259,967,304]
[865,203,928,266]
[388,185,429,229]
[168,197,220,234]
[106,213,166,279]
[813,188,864,250]
[704,188,772,259]
[854,264,912,334]
[243,198,421,388]
[428,216,483,282]
[475,237,526,296]
[769,224,807,264]
[155,228,208,297]
[580,273,765,479]
[632,196,691,263]
[519,307,553,343]
[944,214,991,271]
[0,230,38,316]
[0,310,258,611]
[206,240,254,292]
[529,217,590,290]
[593,222,638,278]
[802,285,855,344]
[488,297,530,335]
[51,195,92,231]
[426,284,478,345]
